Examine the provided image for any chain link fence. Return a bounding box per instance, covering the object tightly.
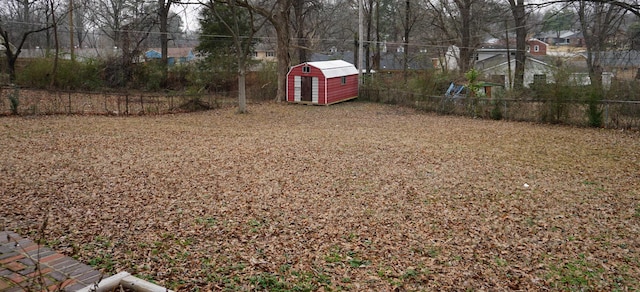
[360,87,640,130]
[0,87,241,116]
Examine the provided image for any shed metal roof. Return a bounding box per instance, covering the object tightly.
[305,60,358,78]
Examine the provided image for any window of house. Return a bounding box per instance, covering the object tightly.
[533,45,539,52]
[251,52,258,58]
[534,74,547,84]
[302,66,310,73]
[266,51,275,57]
[397,46,405,53]
[341,76,347,85]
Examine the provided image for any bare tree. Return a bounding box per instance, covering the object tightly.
[157,0,184,84]
[233,0,293,102]
[200,0,265,113]
[577,0,626,89]
[426,0,484,73]
[0,0,54,82]
[508,0,526,89]
[49,0,60,87]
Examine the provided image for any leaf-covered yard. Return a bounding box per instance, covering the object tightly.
[1,102,639,291]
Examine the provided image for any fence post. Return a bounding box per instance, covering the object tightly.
[604,101,609,128]
[68,92,72,115]
[140,95,144,113]
[125,94,129,115]
[104,93,108,114]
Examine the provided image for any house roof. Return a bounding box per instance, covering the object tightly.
[536,30,583,39]
[477,55,555,73]
[583,50,640,67]
[305,60,358,78]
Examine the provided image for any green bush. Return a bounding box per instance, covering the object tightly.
[585,90,603,128]
[131,61,164,91]
[531,70,582,124]
[490,98,503,120]
[16,59,51,88]
[16,58,103,90]
[8,87,19,115]
[186,59,236,93]
[167,64,194,91]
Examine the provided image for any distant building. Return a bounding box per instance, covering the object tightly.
[144,48,195,65]
[536,31,584,47]
[527,39,549,56]
[252,43,277,62]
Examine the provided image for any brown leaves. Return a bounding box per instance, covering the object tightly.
[1,102,639,290]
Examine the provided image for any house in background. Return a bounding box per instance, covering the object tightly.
[144,48,195,65]
[527,39,549,56]
[536,31,584,47]
[477,57,556,88]
[252,43,277,62]
[435,40,556,88]
[583,50,640,80]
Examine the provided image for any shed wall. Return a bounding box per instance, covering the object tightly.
[287,62,358,104]
[326,75,359,104]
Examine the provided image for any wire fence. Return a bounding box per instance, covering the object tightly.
[2,86,639,130]
[360,87,640,130]
[0,87,240,116]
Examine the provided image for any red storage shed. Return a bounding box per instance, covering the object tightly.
[286,60,359,105]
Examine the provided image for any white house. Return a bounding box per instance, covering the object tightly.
[477,57,556,88]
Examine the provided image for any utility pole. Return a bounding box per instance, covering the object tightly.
[505,20,512,89]
[358,0,364,85]
[69,0,74,61]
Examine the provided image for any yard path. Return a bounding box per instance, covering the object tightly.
[0,231,103,291]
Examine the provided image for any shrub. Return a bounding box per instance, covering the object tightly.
[586,90,603,128]
[490,98,503,120]
[186,59,236,93]
[16,58,103,90]
[16,59,51,89]
[131,61,164,91]
[167,64,193,91]
[250,61,278,101]
[8,87,19,115]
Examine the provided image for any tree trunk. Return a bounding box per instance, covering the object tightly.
[403,0,410,81]
[374,0,380,70]
[239,0,293,102]
[294,0,307,63]
[159,0,171,86]
[50,0,59,88]
[274,13,291,102]
[509,0,526,89]
[238,67,247,113]
[454,0,472,73]
[578,1,625,91]
[365,0,373,73]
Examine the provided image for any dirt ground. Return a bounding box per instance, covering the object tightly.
[1,101,639,291]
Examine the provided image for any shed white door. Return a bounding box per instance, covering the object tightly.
[293,76,318,103]
[312,77,318,103]
[294,76,301,102]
